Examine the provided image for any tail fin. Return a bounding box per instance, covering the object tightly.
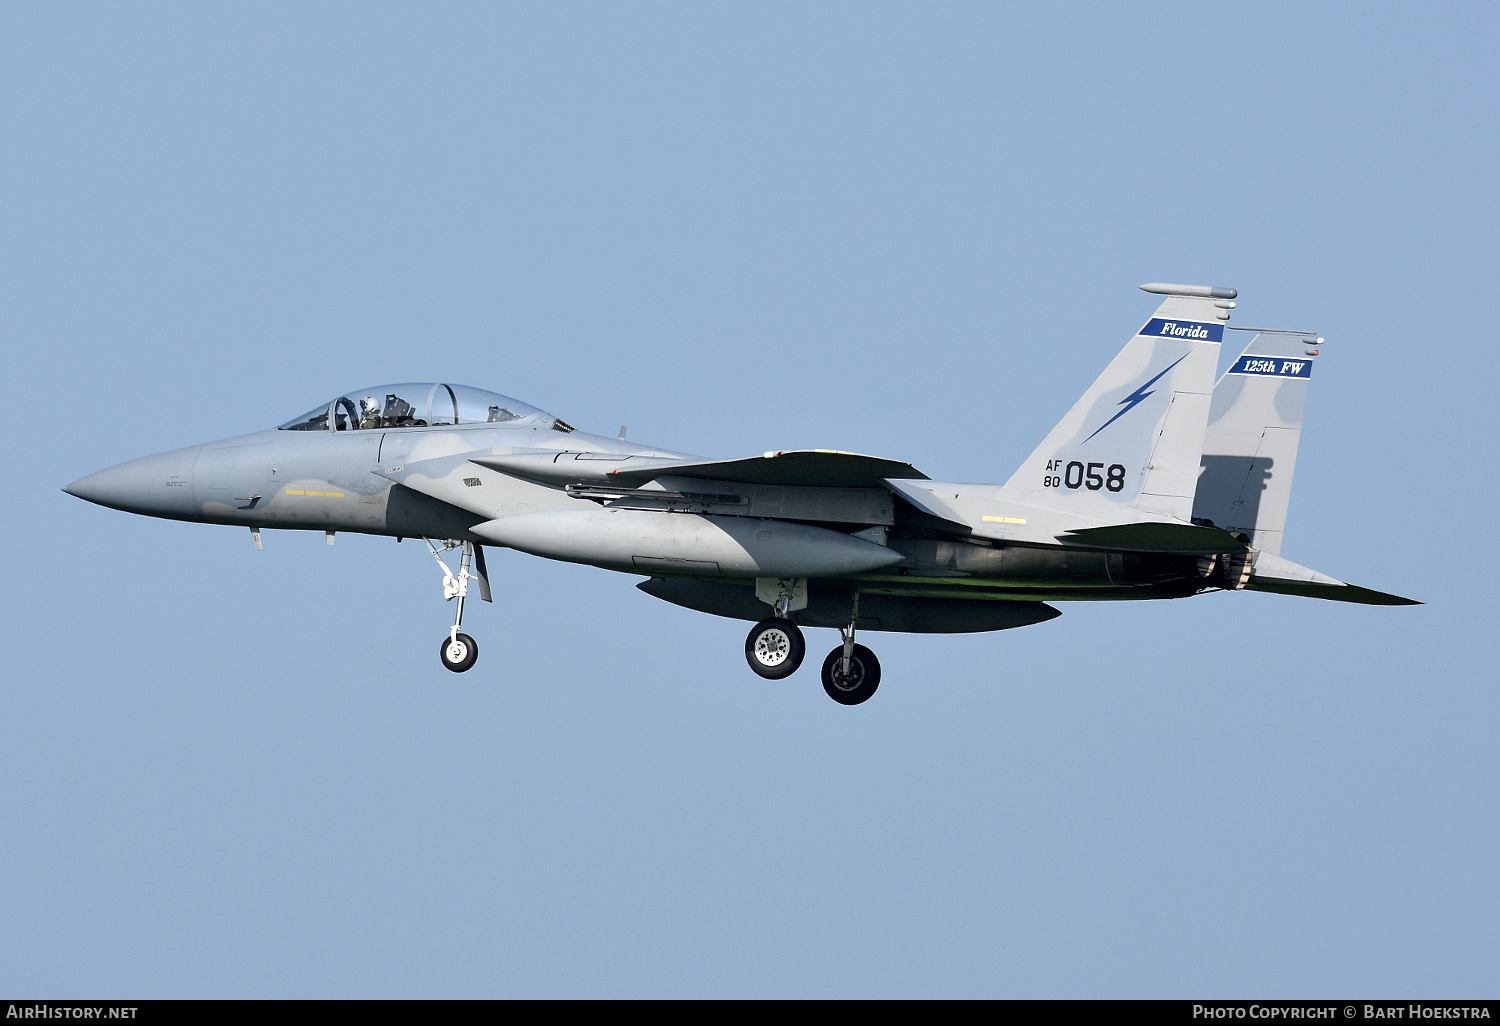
[998,283,1232,523]
[1192,328,1320,556]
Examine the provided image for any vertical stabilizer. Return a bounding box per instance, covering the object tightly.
[998,284,1232,523]
[1193,328,1320,555]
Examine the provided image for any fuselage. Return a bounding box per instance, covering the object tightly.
[64,386,1213,611]
[66,417,683,544]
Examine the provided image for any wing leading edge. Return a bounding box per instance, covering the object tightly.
[604,450,929,489]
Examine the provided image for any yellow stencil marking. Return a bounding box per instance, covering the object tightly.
[982,515,1027,524]
[286,489,346,498]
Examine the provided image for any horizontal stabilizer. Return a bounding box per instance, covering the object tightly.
[1060,522,1247,554]
[609,450,928,489]
[1246,578,1421,605]
[1247,551,1420,605]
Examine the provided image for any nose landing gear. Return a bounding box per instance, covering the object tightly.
[440,631,479,673]
[426,539,490,673]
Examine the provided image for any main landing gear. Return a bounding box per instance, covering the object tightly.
[744,588,882,705]
[820,592,879,705]
[427,539,489,673]
[745,578,807,678]
[745,617,805,678]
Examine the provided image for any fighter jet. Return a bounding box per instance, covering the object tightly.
[64,283,1417,705]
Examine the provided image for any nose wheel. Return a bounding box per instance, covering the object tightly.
[426,539,491,673]
[440,632,479,673]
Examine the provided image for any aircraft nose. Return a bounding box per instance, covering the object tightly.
[64,444,205,519]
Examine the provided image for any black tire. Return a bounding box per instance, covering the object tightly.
[744,618,805,679]
[439,632,479,673]
[821,643,881,705]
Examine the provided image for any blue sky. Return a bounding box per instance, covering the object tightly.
[2,2,1495,997]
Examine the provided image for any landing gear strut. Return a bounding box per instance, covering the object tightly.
[821,593,880,705]
[427,538,486,673]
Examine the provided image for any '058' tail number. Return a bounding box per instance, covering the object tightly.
[1043,460,1125,492]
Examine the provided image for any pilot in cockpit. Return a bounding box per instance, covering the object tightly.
[359,396,382,430]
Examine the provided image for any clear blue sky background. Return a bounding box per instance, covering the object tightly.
[2,2,1495,998]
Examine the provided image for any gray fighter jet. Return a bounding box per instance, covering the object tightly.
[64,283,1417,705]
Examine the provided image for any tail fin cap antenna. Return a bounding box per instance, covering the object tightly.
[1139,282,1237,300]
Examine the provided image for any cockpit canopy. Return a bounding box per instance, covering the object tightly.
[279,383,559,432]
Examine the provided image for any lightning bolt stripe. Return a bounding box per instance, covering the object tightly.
[1083,353,1189,443]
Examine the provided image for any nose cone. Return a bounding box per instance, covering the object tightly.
[64,445,204,520]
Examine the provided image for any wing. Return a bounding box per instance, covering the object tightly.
[468,448,927,490]
[603,450,929,488]
[386,448,925,528]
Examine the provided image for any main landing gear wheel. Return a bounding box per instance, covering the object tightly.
[745,618,806,679]
[821,643,880,705]
[440,632,479,673]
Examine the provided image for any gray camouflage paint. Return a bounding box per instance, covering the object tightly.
[64,285,1416,638]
